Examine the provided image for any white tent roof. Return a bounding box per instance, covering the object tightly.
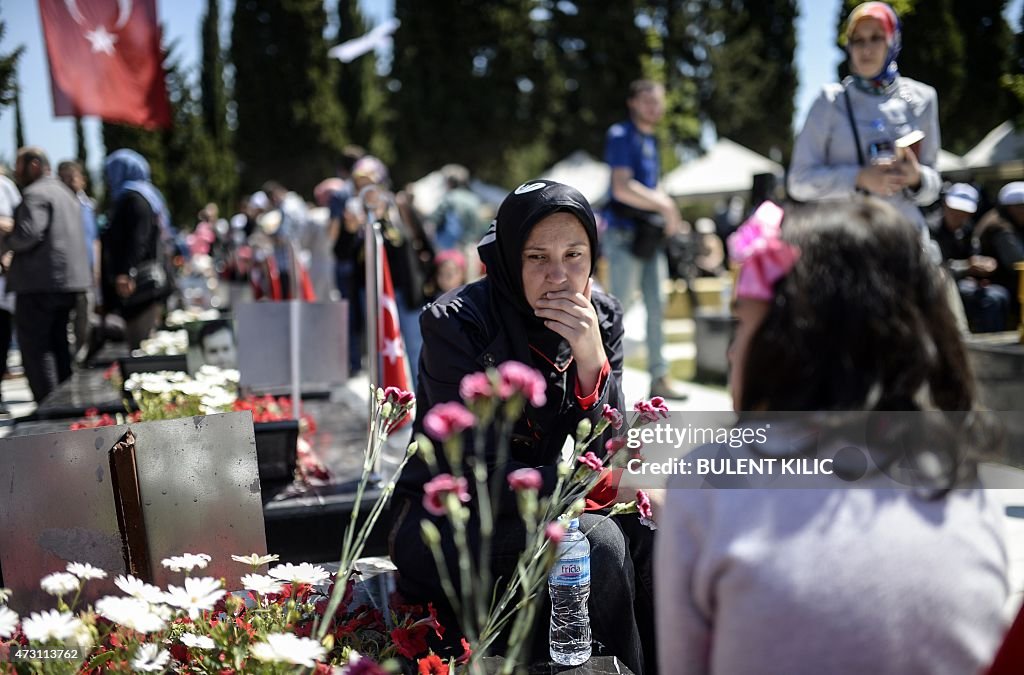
[962,121,1024,170]
[408,170,508,218]
[663,138,783,198]
[539,150,611,207]
[936,149,966,173]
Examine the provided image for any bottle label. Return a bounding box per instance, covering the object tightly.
[550,556,591,586]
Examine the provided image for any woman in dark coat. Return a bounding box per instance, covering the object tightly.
[390,180,656,674]
[101,149,173,350]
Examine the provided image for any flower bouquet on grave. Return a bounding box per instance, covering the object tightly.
[1,387,423,673]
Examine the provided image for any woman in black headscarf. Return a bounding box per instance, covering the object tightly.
[390,180,656,674]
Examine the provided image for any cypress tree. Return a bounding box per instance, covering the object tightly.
[13,83,24,148]
[334,0,391,162]
[200,0,238,212]
[0,20,23,111]
[231,0,346,195]
[75,116,87,168]
[389,0,540,185]
[704,0,799,160]
[542,0,649,162]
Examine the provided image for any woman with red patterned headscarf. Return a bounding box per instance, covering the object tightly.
[788,2,941,236]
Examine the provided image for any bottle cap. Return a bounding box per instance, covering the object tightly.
[567,518,579,531]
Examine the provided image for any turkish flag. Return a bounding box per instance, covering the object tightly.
[38,0,171,128]
[378,243,412,427]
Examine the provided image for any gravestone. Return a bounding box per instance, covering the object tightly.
[0,412,266,613]
[235,301,349,395]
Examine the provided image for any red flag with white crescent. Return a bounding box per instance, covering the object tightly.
[38,0,172,128]
[378,243,412,426]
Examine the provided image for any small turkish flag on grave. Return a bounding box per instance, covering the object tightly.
[39,0,172,128]
[378,244,412,427]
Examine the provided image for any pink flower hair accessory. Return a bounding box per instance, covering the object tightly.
[727,200,800,302]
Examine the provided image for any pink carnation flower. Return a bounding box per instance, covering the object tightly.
[423,402,476,441]
[383,386,415,407]
[507,468,543,492]
[636,490,657,530]
[497,361,547,408]
[601,404,624,430]
[634,397,669,423]
[545,522,565,545]
[422,474,471,516]
[459,372,493,403]
[577,451,603,471]
[605,436,628,455]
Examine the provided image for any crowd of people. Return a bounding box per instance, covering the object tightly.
[0,1,1021,671]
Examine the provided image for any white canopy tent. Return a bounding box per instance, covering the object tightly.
[936,149,966,173]
[539,150,612,207]
[962,121,1024,171]
[663,138,783,198]
[408,170,508,219]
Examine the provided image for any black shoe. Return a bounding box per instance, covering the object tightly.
[648,377,689,401]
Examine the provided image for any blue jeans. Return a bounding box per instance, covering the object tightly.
[335,260,365,374]
[958,279,1011,333]
[603,226,668,380]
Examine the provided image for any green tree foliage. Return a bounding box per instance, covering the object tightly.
[650,1,705,168]
[0,20,23,109]
[947,0,1017,151]
[389,1,714,186]
[540,0,648,162]
[13,83,23,148]
[231,0,346,195]
[389,0,545,186]
[200,0,238,213]
[1000,3,1024,124]
[703,0,799,160]
[334,0,391,163]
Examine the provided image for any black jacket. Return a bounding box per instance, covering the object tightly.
[396,277,625,513]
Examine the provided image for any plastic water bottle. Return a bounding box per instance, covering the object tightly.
[868,118,896,166]
[549,518,592,665]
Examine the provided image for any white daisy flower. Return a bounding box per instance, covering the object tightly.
[70,619,93,650]
[113,575,167,605]
[0,606,18,638]
[131,643,170,672]
[160,553,212,573]
[66,562,108,580]
[180,632,215,650]
[239,574,284,596]
[0,587,12,603]
[249,633,326,667]
[267,562,331,585]
[163,577,226,619]
[40,572,80,596]
[231,553,279,568]
[95,596,167,634]
[21,609,83,643]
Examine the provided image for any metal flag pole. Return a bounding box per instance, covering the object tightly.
[288,238,301,421]
[364,208,384,482]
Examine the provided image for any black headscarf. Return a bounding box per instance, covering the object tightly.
[477,180,600,365]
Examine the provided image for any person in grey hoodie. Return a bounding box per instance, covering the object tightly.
[4,147,90,403]
[788,2,940,233]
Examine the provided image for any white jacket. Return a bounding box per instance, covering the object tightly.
[788,76,941,230]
